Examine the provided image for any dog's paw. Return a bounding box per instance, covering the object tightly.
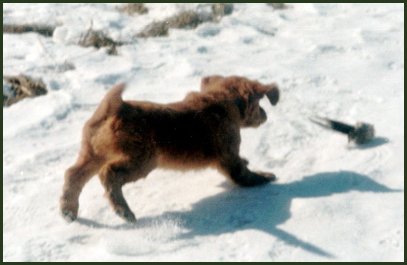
[116,208,137,223]
[61,208,78,222]
[245,171,276,186]
[236,171,277,187]
[60,198,79,222]
[255,171,277,182]
[241,158,249,166]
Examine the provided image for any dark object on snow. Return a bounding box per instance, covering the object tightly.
[3,23,55,37]
[3,75,47,107]
[117,3,148,15]
[167,10,203,29]
[267,3,289,10]
[136,21,169,38]
[137,4,233,38]
[137,10,204,38]
[211,3,233,21]
[310,116,375,145]
[79,29,120,55]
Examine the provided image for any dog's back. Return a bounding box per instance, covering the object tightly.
[90,87,242,170]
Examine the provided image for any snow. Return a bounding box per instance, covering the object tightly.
[3,3,404,262]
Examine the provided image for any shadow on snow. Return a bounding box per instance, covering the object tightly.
[78,170,399,258]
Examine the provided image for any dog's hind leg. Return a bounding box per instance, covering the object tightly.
[218,155,276,187]
[99,159,155,223]
[60,157,101,222]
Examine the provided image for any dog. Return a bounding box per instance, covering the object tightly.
[60,75,280,223]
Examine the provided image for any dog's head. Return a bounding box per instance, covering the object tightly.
[201,75,279,128]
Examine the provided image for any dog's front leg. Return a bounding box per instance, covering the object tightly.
[218,155,276,187]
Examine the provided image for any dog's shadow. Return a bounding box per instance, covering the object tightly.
[139,171,398,258]
[78,171,398,258]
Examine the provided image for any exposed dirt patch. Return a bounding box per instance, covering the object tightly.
[3,75,47,107]
[117,3,148,15]
[79,29,121,55]
[167,10,203,29]
[137,4,234,38]
[3,23,56,37]
[211,3,234,22]
[267,3,289,10]
[136,21,169,38]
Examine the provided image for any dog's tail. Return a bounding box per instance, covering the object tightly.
[87,83,126,126]
[102,83,125,116]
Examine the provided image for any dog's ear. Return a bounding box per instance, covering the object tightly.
[254,83,279,106]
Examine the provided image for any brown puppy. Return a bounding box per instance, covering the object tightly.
[60,75,280,223]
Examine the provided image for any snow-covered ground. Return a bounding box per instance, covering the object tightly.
[3,3,404,261]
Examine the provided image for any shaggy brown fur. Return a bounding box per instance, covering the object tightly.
[60,75,280,223]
